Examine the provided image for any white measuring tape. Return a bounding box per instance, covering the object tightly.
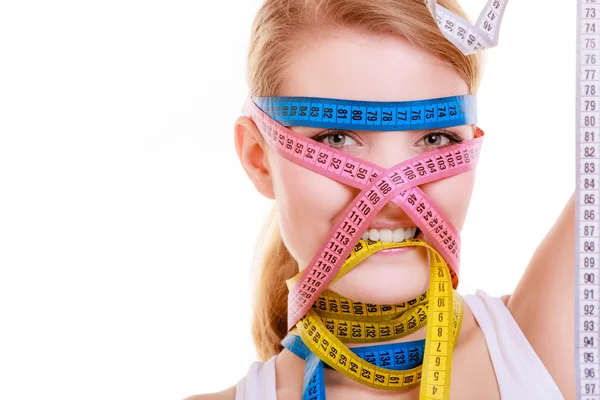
[425,0,507,55]
[578,1,600,398]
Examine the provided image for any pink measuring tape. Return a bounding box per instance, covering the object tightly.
[242,97,485,331]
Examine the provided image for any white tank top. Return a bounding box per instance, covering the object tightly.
[234,290,565,399]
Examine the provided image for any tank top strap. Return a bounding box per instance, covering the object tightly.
[234,354,278,400]
[462,290,564,399]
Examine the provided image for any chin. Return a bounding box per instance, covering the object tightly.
[327,253,430,305]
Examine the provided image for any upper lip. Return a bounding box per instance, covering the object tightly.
[367,222,417,229]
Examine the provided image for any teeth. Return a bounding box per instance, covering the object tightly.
[363,227,417,243]
[393,228,405,242]
[368,229,380,241]
[379,229,393,242]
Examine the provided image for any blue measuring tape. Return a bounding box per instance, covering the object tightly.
[282,334,426,399]
[252,95,477,131]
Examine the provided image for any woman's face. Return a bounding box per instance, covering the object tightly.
[263,27,476,305]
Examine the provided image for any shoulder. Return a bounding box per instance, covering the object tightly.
[184,385,236,400]
[456,291,509,345]
[503,194,576,398]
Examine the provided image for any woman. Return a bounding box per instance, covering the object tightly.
[189,0,575,398]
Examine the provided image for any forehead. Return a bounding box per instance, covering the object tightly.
[280,27,469,102]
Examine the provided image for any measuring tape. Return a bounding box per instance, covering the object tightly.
[251,95,477,131]
[425,0,508,55]
[578,1,600,398]
[244,95,483,319]
[283,238,463,398]
[241,1,509,398]
[282,333,426,399]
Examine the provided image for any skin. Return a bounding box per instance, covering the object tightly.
[191,26,576,400]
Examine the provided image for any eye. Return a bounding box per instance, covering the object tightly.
[313,131,358,148]
[416,131,463,149]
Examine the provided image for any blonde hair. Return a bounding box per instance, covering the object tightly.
[246,0,484,361]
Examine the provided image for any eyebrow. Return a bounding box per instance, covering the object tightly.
[290,126,433,135]
[293,123,475,132]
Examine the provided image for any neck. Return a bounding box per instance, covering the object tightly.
[275,296,475,396]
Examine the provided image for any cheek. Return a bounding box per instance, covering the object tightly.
[418,170,476,232]
[268,153,476,270]
[270,156,357,268]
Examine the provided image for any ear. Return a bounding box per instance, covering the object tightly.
[234,116,275,200]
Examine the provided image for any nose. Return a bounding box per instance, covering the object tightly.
[347,131,419,222]
[367,130,415,171]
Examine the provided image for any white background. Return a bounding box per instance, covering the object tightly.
[0,1,575,399]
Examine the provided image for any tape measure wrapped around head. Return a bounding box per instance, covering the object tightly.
[243,94,485,301]
[243,93,483,399]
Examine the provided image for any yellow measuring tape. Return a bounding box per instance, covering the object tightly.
[285,238,463,399]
